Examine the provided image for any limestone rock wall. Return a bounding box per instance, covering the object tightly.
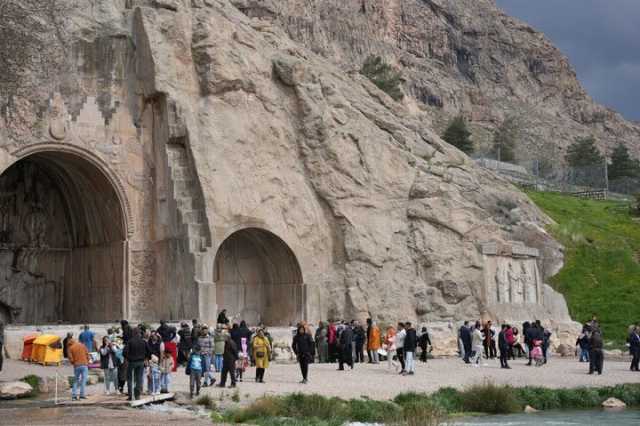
[0,0,578,336]
[235,0,640,161]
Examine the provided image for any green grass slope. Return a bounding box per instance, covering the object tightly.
[527,192,640,344]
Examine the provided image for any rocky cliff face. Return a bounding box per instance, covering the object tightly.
[0,0,578,346]
[234,0,640,160]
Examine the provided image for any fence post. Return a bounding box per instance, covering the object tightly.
[604,157,609,198]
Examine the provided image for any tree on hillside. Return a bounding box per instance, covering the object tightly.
[608,143,640,180]
[491,115,520,163]
[565,136,604,168]
[442,115,474,154]
[360,55,404,101]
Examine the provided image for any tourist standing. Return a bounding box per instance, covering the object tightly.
[419,327,432,363]
[523,321,533,365]
[471,321,484,366]
[588,328,604,375]
[395,323,406,373]
[498,324,510,369]
[338,322,354,370]
[213,327,226,372]
[328,321,338,363]
[68,338,90,400]
[79,325,97,353]
[384,325,397,370]
[157,320,178,372]
[629,325,640,371]
[460,321,472,364]
[197,325,214,387]
[292,325,314,384]
[160,349,174,393]
[505,324,515,360]
[99,337,119,395]
[511,327,524,358]
[353,321,366,363]
[120,320,132,345]
[366,318,373,362]
[217,335,238,388]
[483,321,496,359]
[252,328,271,383]
[187,345,203,398]
[217,309,230,327]
[63,332,73,360]
[177,322,192,366]
[577,325,591,363]
[315,322,329,363]
[403,322,417,375]
[367,321,381,364]
[124,328,149,401]
[149,354,161,395]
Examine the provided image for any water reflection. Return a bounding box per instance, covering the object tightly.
[455,409,640,426]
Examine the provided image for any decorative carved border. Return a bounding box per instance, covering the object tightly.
[8,142,135,238]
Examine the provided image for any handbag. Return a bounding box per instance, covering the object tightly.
[256,351,266,358]
[185,365,191,375]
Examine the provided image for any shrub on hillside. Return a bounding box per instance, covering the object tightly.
[361,55,404,101]
[442,115,474,154]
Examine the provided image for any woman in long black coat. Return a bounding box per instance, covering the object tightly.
[292,325,315,384]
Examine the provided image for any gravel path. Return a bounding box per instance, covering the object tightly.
[2,357,640,424]
[3,357,640,402]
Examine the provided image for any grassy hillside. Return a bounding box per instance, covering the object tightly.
[527,192,640,344]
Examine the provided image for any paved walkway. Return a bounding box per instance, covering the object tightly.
[3,356,639,403]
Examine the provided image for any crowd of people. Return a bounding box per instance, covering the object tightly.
[54,310,640,402]
[454,315,613,375]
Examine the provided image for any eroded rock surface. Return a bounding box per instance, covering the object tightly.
[237,0,640,159]
[0,0,578,340]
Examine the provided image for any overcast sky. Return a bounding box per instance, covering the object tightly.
[496,0,640,121]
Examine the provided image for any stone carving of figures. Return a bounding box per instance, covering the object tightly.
[521,262,538,303]
[495,262,510,303]
[23,204,48,248]
[507,262,524,303]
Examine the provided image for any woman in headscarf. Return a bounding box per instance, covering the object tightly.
[252,328,272,383]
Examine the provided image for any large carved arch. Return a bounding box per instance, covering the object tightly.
[0,144,130,323]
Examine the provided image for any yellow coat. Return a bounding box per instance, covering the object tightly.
[252,335,271,369]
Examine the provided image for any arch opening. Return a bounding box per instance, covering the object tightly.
[214,228,303,326]
[0,151,127,324]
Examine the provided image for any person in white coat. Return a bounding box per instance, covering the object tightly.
[471,321,484,367]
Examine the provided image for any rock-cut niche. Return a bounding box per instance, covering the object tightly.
[0,151,126,325]
[214,228,303,326]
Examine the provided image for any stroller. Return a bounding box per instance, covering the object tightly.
[530,339,545,367]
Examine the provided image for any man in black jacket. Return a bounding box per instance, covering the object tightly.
[338,323,354,370]
[353,321,366,363]
[217,336,238,388]
[292,325,315,384]
[589,328,604,375]
[403,322,417,375]
[419,327,432,363]
[460,321,472,364]
[123,328,150,400]
[498,324,511,369]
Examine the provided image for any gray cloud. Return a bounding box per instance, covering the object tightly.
[496,0,640,121]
